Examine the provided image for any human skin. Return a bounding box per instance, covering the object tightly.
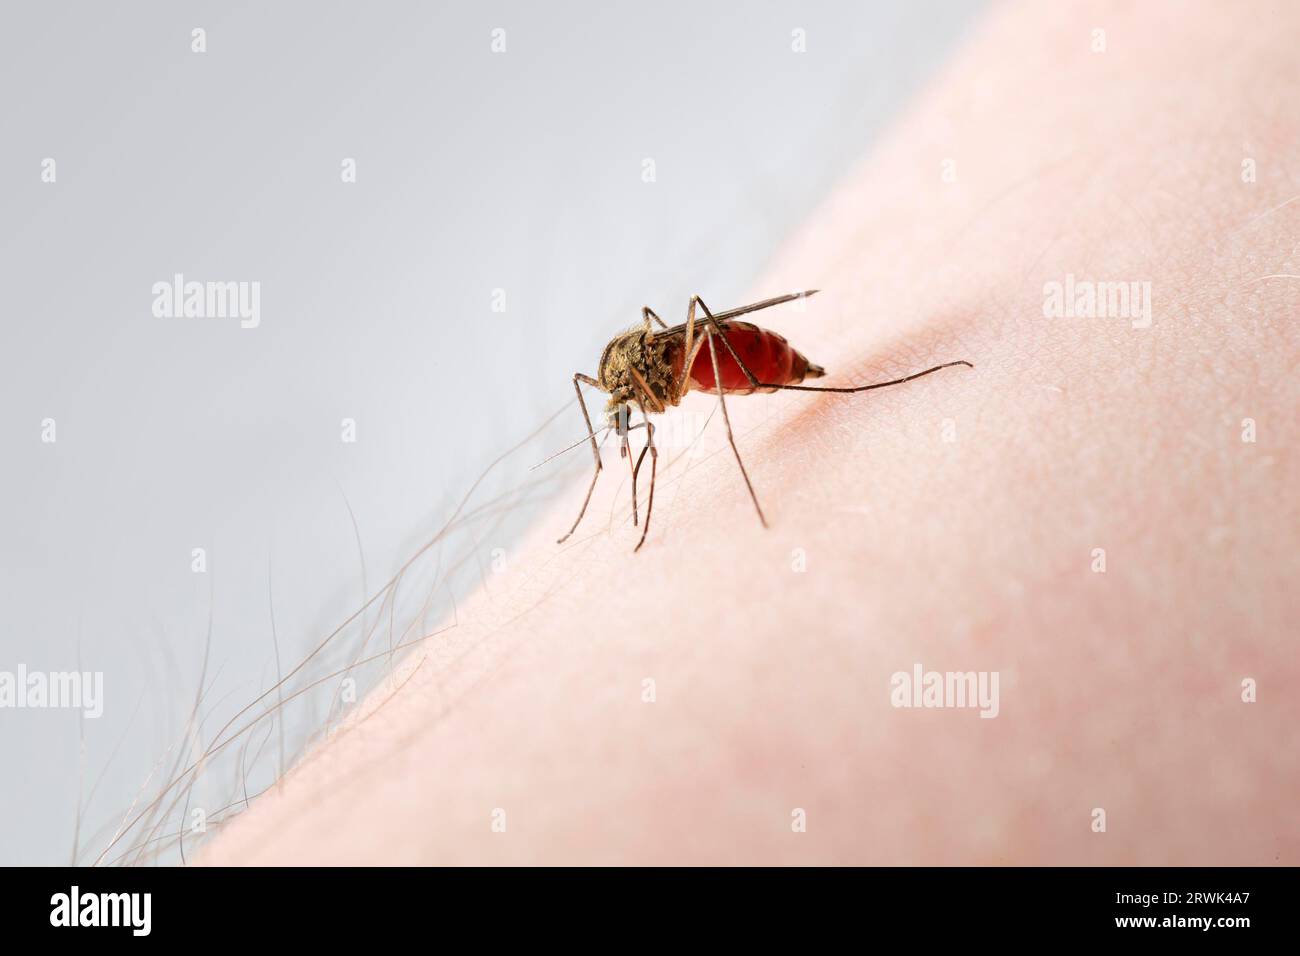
[203,0,1299,865]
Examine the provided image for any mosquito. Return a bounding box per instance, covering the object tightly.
[553,290,972,551]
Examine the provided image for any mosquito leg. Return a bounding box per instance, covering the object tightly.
[630,436,649,527]
[557,373,606,544]
[559,464,602,542]
[675,296,699,403]
[704,326,767,528]
[642,306,668,338]
[618,404,632,462]
[634,412,658,552]
[750,360,974,393]
[690,294,766,394]
[623,405,645,526]
[678,294,763,401]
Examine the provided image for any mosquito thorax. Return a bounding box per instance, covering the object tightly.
[598,328,678,414]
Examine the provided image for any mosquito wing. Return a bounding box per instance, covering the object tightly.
[659,290,819,336]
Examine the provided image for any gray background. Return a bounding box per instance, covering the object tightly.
[0,0,983,865]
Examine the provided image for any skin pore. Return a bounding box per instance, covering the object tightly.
[202,0,1298,864]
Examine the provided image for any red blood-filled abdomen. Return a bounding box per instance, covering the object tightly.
[688,322,818,394]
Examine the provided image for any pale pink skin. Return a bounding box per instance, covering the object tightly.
[203,0,1299,865]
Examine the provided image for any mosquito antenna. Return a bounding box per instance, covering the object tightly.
[530,426,613,471]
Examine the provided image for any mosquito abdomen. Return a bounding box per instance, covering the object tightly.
[689,322,822,394]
